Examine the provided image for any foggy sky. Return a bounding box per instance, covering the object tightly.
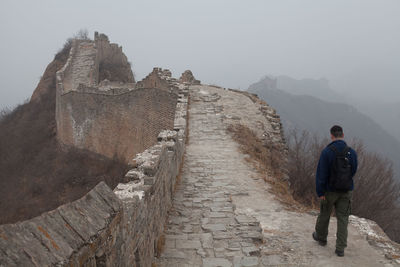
[1,0,399,109]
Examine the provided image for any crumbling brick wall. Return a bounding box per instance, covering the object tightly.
[136,67,175,92]
[179,69,201,85]
[58,88,178,162]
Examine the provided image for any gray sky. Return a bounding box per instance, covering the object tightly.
[1,0,399,109]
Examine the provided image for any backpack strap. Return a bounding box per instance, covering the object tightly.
[328,144,350,156]
[343,146,350,156]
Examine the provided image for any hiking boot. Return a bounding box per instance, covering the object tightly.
[312,232,327,246]
[335,249,344,257]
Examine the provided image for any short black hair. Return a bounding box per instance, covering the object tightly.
[330,125,344,138]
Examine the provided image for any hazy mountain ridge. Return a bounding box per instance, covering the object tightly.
[275,75,344,103]
[273,75,400,144]
[248,76,400,180]
[357,101,400,144]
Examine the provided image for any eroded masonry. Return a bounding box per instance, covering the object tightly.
[55,32,196,162]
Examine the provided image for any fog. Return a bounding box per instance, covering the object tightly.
[1,0,399,109]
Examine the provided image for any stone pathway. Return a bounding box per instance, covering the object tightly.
[64,40,97,91]
[155,85,400,267]
[155,86,264,267]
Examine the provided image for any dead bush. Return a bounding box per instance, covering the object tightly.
[99,61,134,83]
[54,29,89,61]
[75,28,89,40]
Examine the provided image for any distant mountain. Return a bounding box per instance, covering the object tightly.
[270,75,400,144]
[356,101,400,144]
[275,75,344,103]
[248,76,400,179]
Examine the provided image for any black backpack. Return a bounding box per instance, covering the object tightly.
[328,145,353,192]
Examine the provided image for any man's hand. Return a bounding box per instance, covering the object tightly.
[319,196,326,200]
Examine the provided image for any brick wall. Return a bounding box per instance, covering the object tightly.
[136,67,176,93]
[58,87,178,162]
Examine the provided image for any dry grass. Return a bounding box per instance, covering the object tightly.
[226,123,304,211]
[173,94,190,192]
[157,92,189,258]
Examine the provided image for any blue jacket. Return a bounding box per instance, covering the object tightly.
[316,140,358,197]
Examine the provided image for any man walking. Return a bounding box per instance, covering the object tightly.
[312,125,358,257]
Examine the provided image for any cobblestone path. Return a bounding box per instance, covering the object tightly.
[155,86,264,266]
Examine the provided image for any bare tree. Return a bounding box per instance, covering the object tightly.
[75,28,89,40]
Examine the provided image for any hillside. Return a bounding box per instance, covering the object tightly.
[0,40,129,224]
[248,76,400,179]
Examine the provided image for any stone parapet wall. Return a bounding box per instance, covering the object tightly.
[0,182,122,266]
[75,83,135,95]
[0,85,189,267]
[228,89,287,150]
[56,39,79,94]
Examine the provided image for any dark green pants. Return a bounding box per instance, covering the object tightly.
[315,191,352,251]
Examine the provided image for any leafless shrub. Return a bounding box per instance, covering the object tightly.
[286,129,328,208]
[350,141,400,240]
[0,107,11,122]
[99,61,134,83]
[286,129,400,242]
[55,38,73,61]
[75,28,89,40]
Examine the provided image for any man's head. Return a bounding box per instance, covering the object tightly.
[330,125,344,140]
